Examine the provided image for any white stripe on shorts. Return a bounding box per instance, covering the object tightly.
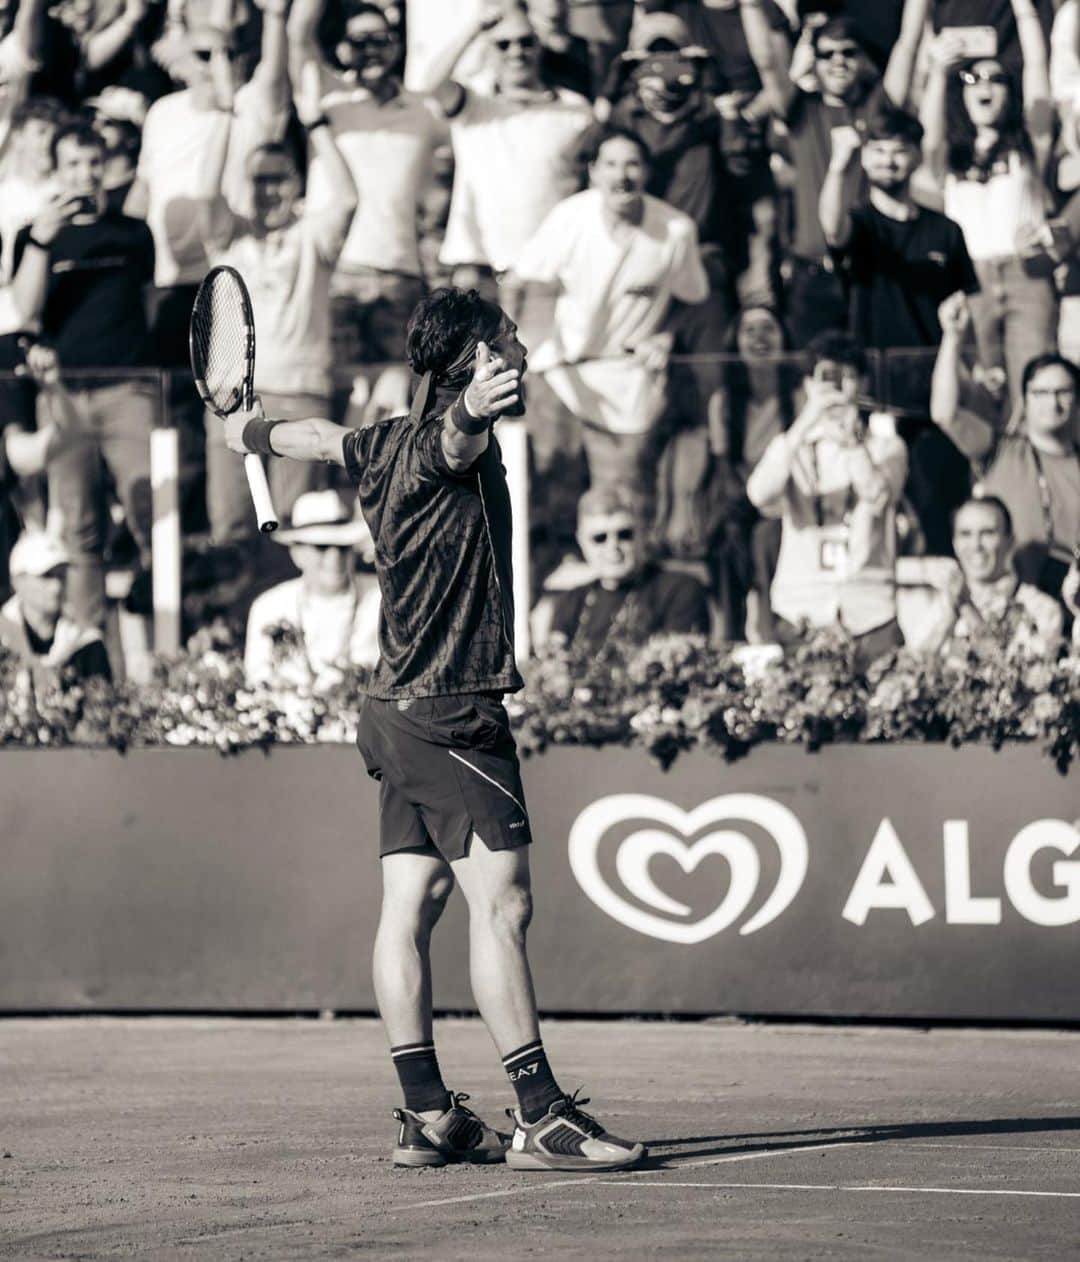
[447,750,527,817]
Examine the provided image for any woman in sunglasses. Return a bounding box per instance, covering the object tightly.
[920,0,1057,413]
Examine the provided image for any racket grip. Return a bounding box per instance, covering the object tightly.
[243,453,279,533]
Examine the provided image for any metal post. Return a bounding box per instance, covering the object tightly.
[150,372,182,655]
[500,418,531,664]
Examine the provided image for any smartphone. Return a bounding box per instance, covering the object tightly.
[71,196,97,217]
[816,363,843,388]
[941,25,998,59]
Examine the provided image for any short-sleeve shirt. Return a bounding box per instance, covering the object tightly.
[515,189,708,371]
[136,83,287,287]
[342,405,522,700]
[308,79,444,278]
[441,87,592,274]
[13,211,155,367]
[610,96,724,245]
[978,434,1080,569]
[211,207,348,397]
[837,203,979,350]
[784,83,885,262]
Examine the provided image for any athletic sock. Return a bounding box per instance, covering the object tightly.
[390,1041,452,1114]
[502,1040,564,1123]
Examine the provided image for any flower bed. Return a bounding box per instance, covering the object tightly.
[1,622,1077,773]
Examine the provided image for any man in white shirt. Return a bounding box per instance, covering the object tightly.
[423,4,592,350]
[746,331,908,667]
[201,64,357,542]
[244,491,380,689]
[511,124,708,493]
[288,0,444,370]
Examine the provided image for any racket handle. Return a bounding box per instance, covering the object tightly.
[243,453,279,533]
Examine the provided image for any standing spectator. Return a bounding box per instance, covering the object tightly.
[244,490,380,689]
[545,484,711,653]
[746,331,908,667]
[820,107,979,372]
[423,3,592,350]
[12,120,155,632]
[932,0,1055,82]
[931,294,1080,598]
[0,529,111,694]
[0,0,47,156]
[511,125,708,495]
[0,97,63,282]
[126,1,289,530]
[920,0,1057,410]
[820,105,980,553]
[199,61,358,543]
[288,0,444,369]
[914,495,1064,657]
[746,0,930,347]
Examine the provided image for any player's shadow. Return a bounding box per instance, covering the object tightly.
[638,1115,1080,1170]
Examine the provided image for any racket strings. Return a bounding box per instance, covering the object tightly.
[192,274,250,414]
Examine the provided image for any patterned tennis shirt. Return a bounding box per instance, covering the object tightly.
[343,390,523,700]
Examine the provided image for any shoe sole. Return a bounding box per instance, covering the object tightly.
[393,1146,448,1168]
[505,1145,646,1173]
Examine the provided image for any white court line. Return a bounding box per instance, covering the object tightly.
[903,1141,1080,1154]
[656,1139,871,1170]
[393,1141,870,1214]
[593,1180,1080,1200]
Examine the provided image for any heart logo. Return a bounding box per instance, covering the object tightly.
[568,794,808,944]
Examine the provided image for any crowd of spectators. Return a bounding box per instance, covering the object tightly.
[0,0,1079,696]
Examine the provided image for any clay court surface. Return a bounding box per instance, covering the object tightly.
[2,1018,1079,1260]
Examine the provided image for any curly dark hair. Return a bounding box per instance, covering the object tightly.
[945,60,1031,175]
[405,288,506,385]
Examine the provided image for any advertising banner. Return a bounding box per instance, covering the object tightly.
[0,746,1077,1019]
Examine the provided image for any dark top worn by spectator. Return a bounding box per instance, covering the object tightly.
[838,203,979,349]
[549,564,711,654]
[343,386,522,700]
[642,0,791,93]
[13,211,155,366]
[786,81,885,262]
[932,0,1055,76]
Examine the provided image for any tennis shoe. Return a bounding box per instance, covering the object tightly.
[392,1092,507,1167]
[504,1090,646,1172]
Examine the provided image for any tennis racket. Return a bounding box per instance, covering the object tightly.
[189,265,278,533]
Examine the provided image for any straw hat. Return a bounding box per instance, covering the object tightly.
[274,491,373,550]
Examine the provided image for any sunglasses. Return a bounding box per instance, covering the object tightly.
[816,45,860,62]
[495,35,538,52]
[192,47,241,62]
[959,68,1008,86]
[346,32,394,49]
[588,527,635,545]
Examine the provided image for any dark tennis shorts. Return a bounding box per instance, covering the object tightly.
[356,691,533,862]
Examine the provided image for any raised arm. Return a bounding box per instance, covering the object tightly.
[84,0,148,69]
[1011,0,1054,172]
[249,0,292,118]
[4,345,86,475]
[11,0,47,68]
[739,0,795,117]
[882,0,932,109]
[746,378,847,510]
[920,30,968,182]
[418,3,504,115]
[11,192,83,327]
[295,57,357,255]
[929,293,996,461]
[819,124,862,248]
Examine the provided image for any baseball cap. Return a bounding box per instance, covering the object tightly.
[9,531,70,578]
[629,12,692,51]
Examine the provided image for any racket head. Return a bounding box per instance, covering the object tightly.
[189,265,256,418]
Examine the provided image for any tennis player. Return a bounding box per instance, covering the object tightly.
[225,287,645,1174]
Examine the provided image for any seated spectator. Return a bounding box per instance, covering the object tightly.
[244,491,380,689]
[546,484,710,653]
[0,529,111,693]
[424,3,592,349]
[200,65,358,543]
[746,331,908,669]
[915,494,1063,657]
[920,0,1057,411]
[931,296,1080,598]
[511,124,707,496]
[748,0,930,347]
[289,0,444,370]
[13,121,156,633]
